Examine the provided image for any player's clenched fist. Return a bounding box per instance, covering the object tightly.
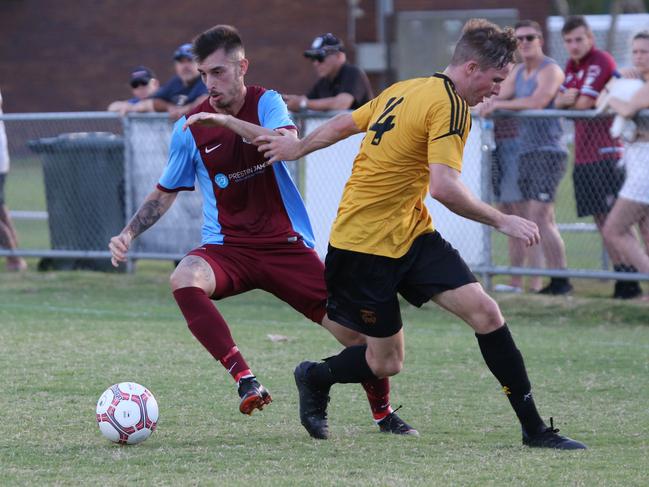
[108,232,132,267]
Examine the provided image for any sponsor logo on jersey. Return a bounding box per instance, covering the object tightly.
[214,173,229,188]
[226,160,273,183]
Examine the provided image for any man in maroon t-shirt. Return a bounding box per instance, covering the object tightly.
[555,15,641,298]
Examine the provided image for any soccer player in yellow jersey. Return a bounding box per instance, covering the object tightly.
[257,19,586,449]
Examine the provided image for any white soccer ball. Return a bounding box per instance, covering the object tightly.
[96,382,159,445]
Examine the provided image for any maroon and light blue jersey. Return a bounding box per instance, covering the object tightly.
[157,86,314,247]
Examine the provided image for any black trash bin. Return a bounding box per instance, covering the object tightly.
[28,132,125,272]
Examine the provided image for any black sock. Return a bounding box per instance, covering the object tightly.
[476,324,545,435]
[307,345,377,389]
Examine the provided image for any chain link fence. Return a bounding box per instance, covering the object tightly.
[1,110,648,285]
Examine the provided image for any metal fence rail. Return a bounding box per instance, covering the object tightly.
[0,109,647,283]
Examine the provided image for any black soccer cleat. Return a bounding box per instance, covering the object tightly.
[538,278,573,296]
[237,376,272,415]
[377,407,419,436]
[522,418,587,450]
[294,361,330,439]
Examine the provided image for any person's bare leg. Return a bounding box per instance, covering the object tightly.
[0,204,27,271]
[527,201,566,270]
[501,202,525,289]
[604,198,649,274]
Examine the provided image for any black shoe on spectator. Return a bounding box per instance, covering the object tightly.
[613,280,642,299]
[538,278,573,296]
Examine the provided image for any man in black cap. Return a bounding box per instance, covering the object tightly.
[123,43,209,120]
[107,66,159,114]
[283,33,373,112]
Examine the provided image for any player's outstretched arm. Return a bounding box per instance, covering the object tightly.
[108,188,177,267]
[255,112,362,163]
[429,163,540,247]
[183,112,292,146]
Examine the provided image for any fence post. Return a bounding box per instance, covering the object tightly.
[122,115,135,274]
[479,116,495,290]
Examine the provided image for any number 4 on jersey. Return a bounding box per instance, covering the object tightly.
[369,96,404,145]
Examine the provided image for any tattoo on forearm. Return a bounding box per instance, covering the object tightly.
[127,199,165,238]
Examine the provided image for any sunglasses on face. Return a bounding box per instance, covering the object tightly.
[516,34,539,43]
[308,50,339,63]
[309,53,328,63]
[130,80,149,88]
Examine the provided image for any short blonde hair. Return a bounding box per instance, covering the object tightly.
[450,19,517,70]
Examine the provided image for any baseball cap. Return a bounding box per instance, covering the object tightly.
[129,66,155,88]
[304,33,344,60]
[173,43,194,61]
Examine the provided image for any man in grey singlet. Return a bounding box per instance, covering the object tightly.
[478,20,571,295]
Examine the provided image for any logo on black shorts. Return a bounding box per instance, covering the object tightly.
[360,309,377,325]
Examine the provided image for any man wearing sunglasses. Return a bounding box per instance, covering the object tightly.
[282,33,373,112]
[477,20,570,296]
[119,44,209,121]
[107,66,160,115]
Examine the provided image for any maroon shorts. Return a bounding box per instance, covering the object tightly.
[187,242,327,323]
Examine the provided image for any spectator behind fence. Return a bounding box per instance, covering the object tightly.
[124,43,208,120]
[478,20,567,294]
[107,66,159,115]
[0,88,27,272]
[555,16,642,299]
[602,31,649,293]
[282,33,373,112]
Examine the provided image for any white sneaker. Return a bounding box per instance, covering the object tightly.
[493,284,523,294]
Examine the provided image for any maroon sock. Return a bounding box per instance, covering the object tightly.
[172,286,251,382]
[362,377,392,421]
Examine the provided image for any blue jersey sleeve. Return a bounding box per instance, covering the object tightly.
[258,90,295,130]
[158,117,200,191]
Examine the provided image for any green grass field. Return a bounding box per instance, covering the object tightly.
[1,264,648,486]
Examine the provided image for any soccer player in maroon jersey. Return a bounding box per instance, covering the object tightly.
[109,25,416,435]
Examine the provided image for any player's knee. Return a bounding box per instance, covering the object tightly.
[468,295,503,333]
[367,352,403,378]
[169,256,213,292]
[371,359,402,378]
[602,221,619,245]
[169,267,192,290]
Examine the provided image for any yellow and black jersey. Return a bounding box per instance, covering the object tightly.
[329,73,472,258]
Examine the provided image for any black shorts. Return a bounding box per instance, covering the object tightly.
[518,150,567,203]
[324,231,477,338]
[573,160,624,217]
[0,173,5,206]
